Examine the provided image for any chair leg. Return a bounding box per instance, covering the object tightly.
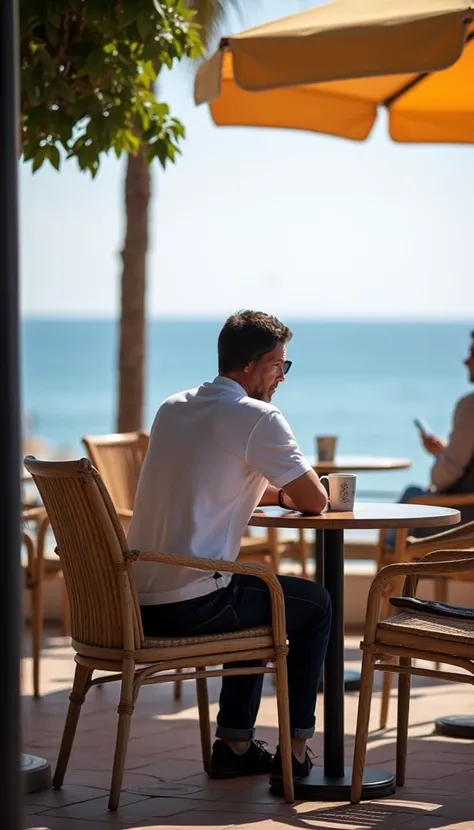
[298,529,308,578]
[378,580,399,731]
[109,664,136,811]
[351,651,376,804]
[274,657,294,804]
[433,579,448,670]
[174,669,183,699]
[196,676,212,772]
[380,670,393,730]
[396,658,411,786]
[53,663,92,789]
[31,577,44,699]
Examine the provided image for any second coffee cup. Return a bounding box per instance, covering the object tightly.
[316,435,338,463]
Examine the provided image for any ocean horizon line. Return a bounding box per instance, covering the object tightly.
[21,314,474,325]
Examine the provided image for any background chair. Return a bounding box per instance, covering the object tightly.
[22,505,69,698]
[82,432,147,529]
[351,548,474,804]
[24,455,294,810]
[377,516,474,729]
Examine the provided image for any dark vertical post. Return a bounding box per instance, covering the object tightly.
[315,530,324,585]
[322,529,345,778]
[0,0,22,826]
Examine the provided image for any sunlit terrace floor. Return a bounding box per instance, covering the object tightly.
[23,627,474,830]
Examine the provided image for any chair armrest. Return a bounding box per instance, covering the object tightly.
[22,505,47,524]
[362,552,474,644]
[407,519,474,550]
[407,548,474,596]
[408,493,474,507]
[418,549,474,564]
[131,550,287,646]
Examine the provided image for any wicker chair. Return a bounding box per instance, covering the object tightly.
[22,505,70,698]
[23,456,294,810]
[377,516,474,729]
[82,432,148,529]
[351,547,474,804]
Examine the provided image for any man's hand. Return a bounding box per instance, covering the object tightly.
[421,433,445,457]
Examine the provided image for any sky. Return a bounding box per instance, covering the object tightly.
[20,0,474,321]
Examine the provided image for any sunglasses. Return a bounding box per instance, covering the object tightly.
[283,360,292,375]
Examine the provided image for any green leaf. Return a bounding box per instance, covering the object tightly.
[32,145,47,173]
[137,11,153,40]
[85,49,106,80]
[38,47,56,76]
[44,24,59,48]
[53,78,76,104]
[45,144,61,170]
[47,8,61,29]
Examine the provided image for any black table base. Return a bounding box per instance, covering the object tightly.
[434,715,474,739]
[319,669,361,693]
[310,529,395,800]
[270,765,395,801]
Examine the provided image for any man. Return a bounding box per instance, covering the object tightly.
[396,330,474,534]
[128,310,331,785]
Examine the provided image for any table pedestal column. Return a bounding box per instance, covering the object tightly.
[289,529,395,800]
[315,531,361,693]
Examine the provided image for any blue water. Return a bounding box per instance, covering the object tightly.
[21,318,473,497]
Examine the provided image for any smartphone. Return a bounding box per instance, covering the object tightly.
[413,418,434,439]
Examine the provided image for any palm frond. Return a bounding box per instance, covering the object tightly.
[186,1,247,49]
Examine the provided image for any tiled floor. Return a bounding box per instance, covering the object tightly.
[23,629,474,830]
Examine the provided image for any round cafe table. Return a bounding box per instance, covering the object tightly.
[249,502,460,801]
[311,455,412,475]
[311,455,412,691]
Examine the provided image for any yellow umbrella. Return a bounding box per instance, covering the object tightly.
[194,0,474,143]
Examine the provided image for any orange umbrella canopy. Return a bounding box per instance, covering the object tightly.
[194,0,474,143]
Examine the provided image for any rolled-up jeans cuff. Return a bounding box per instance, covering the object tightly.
[215,725,255,741]
[291,726,315,739]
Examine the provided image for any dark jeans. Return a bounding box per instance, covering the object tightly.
[141,573,331,740]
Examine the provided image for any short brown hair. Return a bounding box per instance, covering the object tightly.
[218,310,292,374]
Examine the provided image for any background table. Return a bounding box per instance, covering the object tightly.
[311,455,412,475]
[249,502,460,801]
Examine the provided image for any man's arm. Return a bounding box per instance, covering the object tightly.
[258,485,281,506]
[430,395,474,491]
[282,470,328,514]
[258,478,328,514]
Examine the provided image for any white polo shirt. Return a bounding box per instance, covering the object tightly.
[128,376,311,606]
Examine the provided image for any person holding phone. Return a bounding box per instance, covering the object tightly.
[390,330,474,540]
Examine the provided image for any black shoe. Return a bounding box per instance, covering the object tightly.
[270,745,313,786]
[209,739,274,779]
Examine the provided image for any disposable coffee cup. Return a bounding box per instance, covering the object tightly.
[320,473,356,512]
[316,435,337,463]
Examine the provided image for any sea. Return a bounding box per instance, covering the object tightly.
[21,318,473,502]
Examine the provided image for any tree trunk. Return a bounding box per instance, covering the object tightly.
[117,148,150,432]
